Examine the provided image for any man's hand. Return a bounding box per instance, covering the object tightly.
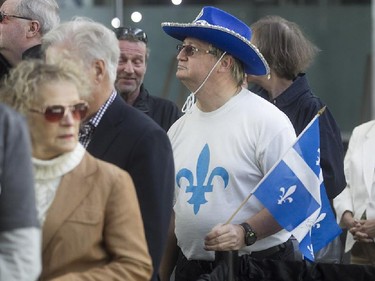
[204,223,245,251]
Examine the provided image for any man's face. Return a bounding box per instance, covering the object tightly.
[176,37,218,92]
[115,40,147,100]
[0,0,29,56]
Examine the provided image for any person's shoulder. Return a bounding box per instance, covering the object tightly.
[143,90,181,115]
[112,95,165,131]
[352,120,375,136]
[84,151,132,181]
[0,104,26,129]
[0,103,18,117]
[296,93,324,110]
[245,90,290,118]
[149,94,178,107]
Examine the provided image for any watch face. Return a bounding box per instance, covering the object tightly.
[245,232,257,246]
[241,223,257,246]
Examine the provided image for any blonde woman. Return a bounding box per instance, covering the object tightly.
[0,59,152,281]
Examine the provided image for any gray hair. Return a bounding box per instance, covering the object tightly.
[42,17,120,85]
[15,0,60,35]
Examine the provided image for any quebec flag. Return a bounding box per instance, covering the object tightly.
[253,110,341,261]
[296,182,342,261]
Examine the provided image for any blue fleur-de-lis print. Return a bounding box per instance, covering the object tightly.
[176,144,229,214]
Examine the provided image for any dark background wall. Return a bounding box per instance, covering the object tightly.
[117,4,371,140]
[7,1,370,139]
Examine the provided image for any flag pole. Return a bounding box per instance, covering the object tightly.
[317,106,326,116]
[225,193,253,224]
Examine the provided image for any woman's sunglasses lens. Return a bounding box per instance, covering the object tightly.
[43,103,88,122]
[73,103,88,120]
[45,105,65,122]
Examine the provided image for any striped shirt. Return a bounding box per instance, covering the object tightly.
[79,91,117,148]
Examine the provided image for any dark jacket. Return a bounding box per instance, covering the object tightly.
[251,73,346,199]
[0,44,42,81]
[132,84,181,131]
[86,94,175,281]
[0,53,11,81]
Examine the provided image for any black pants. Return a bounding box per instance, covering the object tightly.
[174,240,295,281]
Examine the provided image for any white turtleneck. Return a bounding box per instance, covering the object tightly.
[32,143,85,225]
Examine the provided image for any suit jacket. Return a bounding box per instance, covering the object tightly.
[334,120,375,252]
[40,152,152,281]
[86,94,174,281]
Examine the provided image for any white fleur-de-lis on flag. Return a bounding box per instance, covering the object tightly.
[307,244,315,259]
[278,185,297,205]
[316,148,320,166]
[313,212,326,229]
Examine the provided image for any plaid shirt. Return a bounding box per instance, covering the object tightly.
[79,91,117,148]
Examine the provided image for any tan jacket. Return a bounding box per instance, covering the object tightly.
[334,120,375,252]
[40,152,152,281]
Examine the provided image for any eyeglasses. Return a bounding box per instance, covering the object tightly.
[176,44,215,57]
[29,102,89,122]
[114,27,148,44]
[0,11,33,23]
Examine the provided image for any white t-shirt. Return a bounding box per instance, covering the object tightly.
[366,172,375,219]
[168,88,296,261]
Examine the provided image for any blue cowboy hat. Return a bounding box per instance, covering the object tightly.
[161,6,269,76]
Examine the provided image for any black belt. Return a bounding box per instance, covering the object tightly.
[250,240,289,259]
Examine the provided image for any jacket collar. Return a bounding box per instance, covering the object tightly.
[22,44,43,60]
[42,152,96,252]
[268,73,310,108]
[133,84,150,114]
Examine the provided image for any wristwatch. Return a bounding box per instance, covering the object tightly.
[240,222,257,246]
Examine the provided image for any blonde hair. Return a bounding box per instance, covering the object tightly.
[210,45,245,87]
[0,59,89,115]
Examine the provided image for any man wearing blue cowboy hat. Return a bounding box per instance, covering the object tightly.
[160,6,297,281]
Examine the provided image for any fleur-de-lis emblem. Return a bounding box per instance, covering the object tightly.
[316,148,320,166]
[176,144,229,214]
[307,244,315,259]
[313,212,326,229]
[278,185,297,205]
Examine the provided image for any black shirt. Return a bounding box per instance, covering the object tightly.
[131,84,181,131]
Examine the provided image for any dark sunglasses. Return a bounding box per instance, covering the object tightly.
[29,102,89,122]
[0,11,32,22]
[176,44,215,57]
[114,27,148,44]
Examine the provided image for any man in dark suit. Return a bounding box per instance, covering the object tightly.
[43,18,175,281]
